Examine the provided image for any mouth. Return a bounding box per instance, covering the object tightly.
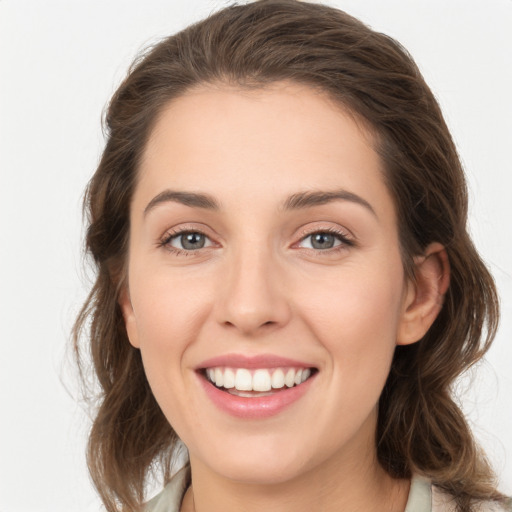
[201,366,317,397]
[196,354,318,418]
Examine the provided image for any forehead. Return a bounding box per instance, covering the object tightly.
[136,82,395,223]
[142,81,376,170]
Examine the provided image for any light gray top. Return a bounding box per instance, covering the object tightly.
[146,466,511,512]
[146,466,190,512]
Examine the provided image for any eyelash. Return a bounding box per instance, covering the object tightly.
[157,228,213,256]
[295,227,354,254]
[157,226,354,256]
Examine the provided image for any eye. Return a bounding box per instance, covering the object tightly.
[164,231,213,251]
[298,231,351,250]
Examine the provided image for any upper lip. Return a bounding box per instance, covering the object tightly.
[196,353,315,370]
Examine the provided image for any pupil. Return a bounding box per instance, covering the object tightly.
[311,233,334,249]
[181,232,205,250]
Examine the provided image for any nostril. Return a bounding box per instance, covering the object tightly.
[222,318,278,331]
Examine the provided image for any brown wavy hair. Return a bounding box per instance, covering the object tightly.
[73,1,506,510]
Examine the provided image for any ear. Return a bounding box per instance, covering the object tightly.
[397,242,450,346]
[119,285,141,349]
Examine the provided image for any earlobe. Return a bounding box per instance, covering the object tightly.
[119,285,141,349]
[397,242,450,346]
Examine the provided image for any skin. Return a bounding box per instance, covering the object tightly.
[120,82,449,512]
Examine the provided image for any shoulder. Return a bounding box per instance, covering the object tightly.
[406,475,512,512]
[432,482,512,512]
[144,469,512,512]
[145,465,190,512]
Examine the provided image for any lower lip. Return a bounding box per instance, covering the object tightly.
[198,373,315,419]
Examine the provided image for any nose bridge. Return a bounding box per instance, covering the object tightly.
[218,240,290,334]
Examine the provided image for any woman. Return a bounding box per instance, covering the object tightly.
[74,1,511,511]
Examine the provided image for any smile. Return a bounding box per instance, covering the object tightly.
[205,367,313,396]
[196,355,318,418]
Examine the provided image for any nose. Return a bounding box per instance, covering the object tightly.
[215,246,291,336]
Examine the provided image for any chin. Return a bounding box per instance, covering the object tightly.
[189,431,333,487]
[210,455,311,485]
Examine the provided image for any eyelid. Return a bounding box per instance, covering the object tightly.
[156,222,355,255]
[292,223,356,251]
[168,231,214,250]
[295,223,354,241]
[298,233,342,250]
[157,223,220,253]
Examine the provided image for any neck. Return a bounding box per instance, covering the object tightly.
[181,437,409,512]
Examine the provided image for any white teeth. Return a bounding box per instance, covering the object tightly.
[214,368,224,387]
[235,369,252,391]
[271,368,285,389]
[206,366,313,392]
[285,368,295,388]
[253,369,272,392]
[223,368,235,389]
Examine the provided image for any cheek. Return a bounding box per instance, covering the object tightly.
[131,268,208,343]
[128,273,214,433]
[296,258,405,374]
[128,270,212,393]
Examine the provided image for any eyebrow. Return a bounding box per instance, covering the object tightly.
[283,189,376,216]
[144,190,220,216]
[143,188,376,217]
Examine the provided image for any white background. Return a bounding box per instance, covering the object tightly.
[0,1,510,510]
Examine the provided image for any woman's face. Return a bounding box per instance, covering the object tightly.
[122,82,417,484]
